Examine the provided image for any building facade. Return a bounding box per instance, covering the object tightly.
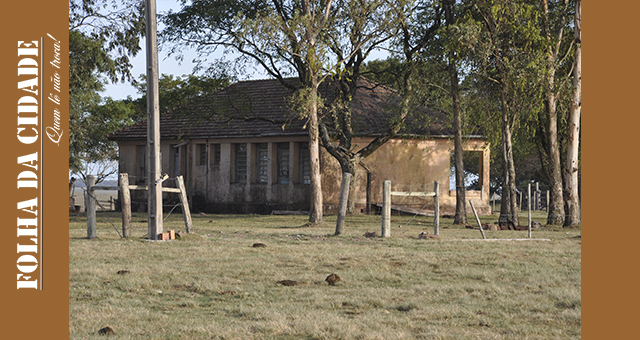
[109,78,491,215]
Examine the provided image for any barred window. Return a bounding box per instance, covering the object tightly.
[235,143,247,183]
[299,142,310,184]
[197,144,207,165]
[277,143,290,184]
[210,143,221,170]
[137,145,146,184]
[255,143,268,184]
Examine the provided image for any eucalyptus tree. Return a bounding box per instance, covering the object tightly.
[442,0,468,224]
[318,0,442,226]
[162,0,393,224]
[131,73,232,116]
[538,0,576,225]
[162,0,320,223]
[309,0,398,233]
[564,0,580,226]
[69,0,145,83]
[69,0,146,182]
[465,0,547,227]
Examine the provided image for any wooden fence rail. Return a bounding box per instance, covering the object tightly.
[86,173,193,239]
[382,181,440,237]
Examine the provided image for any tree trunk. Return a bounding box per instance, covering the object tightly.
[506,129,519,227]
[542,0,565,226]
[499,131,512,226]
[564,0,581,226]
[498,90,519,227]
[545,89,565,225]
[308,81,323,225]
[335,172,352,235]
[444,0,467,225]
[346,158,358,214]
[302,7,326,225]
[453,123,466,225]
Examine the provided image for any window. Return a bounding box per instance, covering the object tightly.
[255,143,268,184]
[235,143,247,183]
[277,142,290,184]
[171,145,181,177]
[449,151,481,191]
[136,145,146,183]
[197,144,207,166]
[210,143,221,170]
[299,142,310,184]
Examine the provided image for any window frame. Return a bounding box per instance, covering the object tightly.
[276,142,290,184]
[254,143,269,184]
[234,143,248,183]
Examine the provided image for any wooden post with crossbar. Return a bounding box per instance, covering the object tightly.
[119,173,132,238]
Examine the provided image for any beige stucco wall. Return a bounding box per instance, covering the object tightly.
[320,136,490,215]
[118,136,312,213]
[117,135,490,214]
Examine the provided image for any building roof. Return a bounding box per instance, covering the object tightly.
[108,77,454,141]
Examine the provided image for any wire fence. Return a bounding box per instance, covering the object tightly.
[77,174,193,239]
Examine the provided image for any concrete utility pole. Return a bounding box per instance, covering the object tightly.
[146,0,162,240]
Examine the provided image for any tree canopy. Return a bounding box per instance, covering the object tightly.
[68,0,580,226]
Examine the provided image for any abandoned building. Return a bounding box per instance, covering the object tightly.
[108,77,491,215]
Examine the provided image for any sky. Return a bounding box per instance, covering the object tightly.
[103,1,257,100]
[88,0,390,181]
[102,1,391,101]
[103,1,177,100]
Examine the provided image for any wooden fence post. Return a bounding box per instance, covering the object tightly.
[381,180,391,238]
[519,190,523,210]
[335,172,351,236]
[433,181,440,236]
[469,200,486,239]
[366,171,372,215]
[86,175,97,239]
[546,190,549,212]
[528,183,532,238]
[119,173,132,238]
[176,175,193,233]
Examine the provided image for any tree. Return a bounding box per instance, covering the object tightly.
[363,1,475,226]
[443,0,467,224]
[564,0,580,226]
[311,0,408,232]
[467,0,547,227]
[68,29,140,183]
[69,0,145,82]
[131,73,232,115]
[71,98,140,184]
[162,0,342,224]
[539,0,575,225]
[69,0,146,183]
[162,0,398,225]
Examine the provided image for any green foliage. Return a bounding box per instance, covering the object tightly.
[69,0,146,181]
[70,98,139,170]
[131,73,232,115]
[360,57,406,90]
[160,0,577,198]
[288,87,325,123]
[69,0,145,82]
[68,30,128,176]
[161,0,294,79]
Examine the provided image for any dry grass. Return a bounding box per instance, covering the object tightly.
[69,210,580,339]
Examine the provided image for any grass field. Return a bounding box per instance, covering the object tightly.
[69,210,580,339]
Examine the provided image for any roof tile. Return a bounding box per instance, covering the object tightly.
[108,77,452,141]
